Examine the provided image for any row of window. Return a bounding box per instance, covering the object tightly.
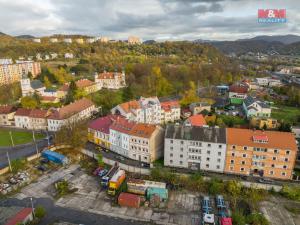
[189,148,222,156]
[170,140,223,149]
[231,153,290,162]
[232,145,291,155]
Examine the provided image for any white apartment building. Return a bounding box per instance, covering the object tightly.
[47,98,96,131]
[111,97,180,125]
[109,116,164,163]
[164,124,227,173]
[94,71,126,90]
[14,108,32,129]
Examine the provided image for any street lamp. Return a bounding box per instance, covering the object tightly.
[30,197,35,217]
[32,129,39,156]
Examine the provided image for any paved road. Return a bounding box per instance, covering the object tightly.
[0,197,149,225]
[0,139,52,169]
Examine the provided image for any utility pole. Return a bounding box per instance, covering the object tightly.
[32,129,39,156]
[6,152,12,172]
[30,197,35,217]
[9,131,14,147]
[46,129,50,147]
[7,131,14,172]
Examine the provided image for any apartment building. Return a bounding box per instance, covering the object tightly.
[112,97,180,125]
[47,98,96,131]
[88,115,117,148]
[0,105,16,126]
[225,128,297,180]
[0,61,41,85]
[94,71,126,90]
[0,59,13,65]
[243,96,271,118]
[28,109,49,130]
[109,116,164,163]
[164,124,227,173]
[14,108,32,129]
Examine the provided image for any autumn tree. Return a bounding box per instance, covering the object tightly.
[180,81,199,107]
[44,76,52,88]
[147,66,173,97]
[65,80,77,104]
[20,96,38,109]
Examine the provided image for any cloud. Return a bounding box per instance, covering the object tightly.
[0,0,298,40]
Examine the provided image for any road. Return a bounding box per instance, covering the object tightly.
[0,139,51,169]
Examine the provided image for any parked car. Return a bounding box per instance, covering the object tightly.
[258,178,274,184]
[40,158,49,164]
[98,169,108,177]
[35,165,47,172]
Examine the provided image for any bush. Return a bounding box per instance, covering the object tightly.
[232,210,246,225]
[11,158,26,173]
[35,205,46,218]
[281,185,300,201]
[246,212,269,225]
[208,178,225,195]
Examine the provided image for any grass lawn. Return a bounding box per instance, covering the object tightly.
[0,129,45,147]
[272,105,300,125]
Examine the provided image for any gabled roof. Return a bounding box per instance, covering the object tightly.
[48,98,94,120]
[161,100,180,112]
[29,109,48,118]
[186,114,207,127]
[89,115,118,134]
[0,105,15,114]
[75,79,95,88]
[244,96,270,109]
[15,108,31,117]
[109,116,136,134]
[229,84,248,94]
[118,100,140,113]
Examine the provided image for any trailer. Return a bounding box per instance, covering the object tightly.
[127,179,166,195]
[41,150,69,166]
[101,165,119,187]
[202,196,212,214]
[107,169,126,196]
[216,195,226,209]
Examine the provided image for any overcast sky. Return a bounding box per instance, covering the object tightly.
[0,0,299,41]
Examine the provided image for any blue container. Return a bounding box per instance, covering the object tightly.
[146,187,168,201]
[42,150,69,165]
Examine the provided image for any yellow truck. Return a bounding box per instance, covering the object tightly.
[107,169,126,196]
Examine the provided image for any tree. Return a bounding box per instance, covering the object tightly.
[27,72,33,79]
[65,80,77,104]
[122,86,134,101]
[20,96,38,109]
[226,180,242,208]
[180,81,199,107]
[232,210,246,225]
[54,119,88,150]
[246,213,269,225]
[147,66,173,97]
[43,76,52,88]
[97,153,105,167]
[35,205,46,219]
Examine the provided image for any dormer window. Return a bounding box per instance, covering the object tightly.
[253,135,268,143]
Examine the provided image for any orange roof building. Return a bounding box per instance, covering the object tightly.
[225,128,297,180]
[94,71,126,90]
[184,114,207,127]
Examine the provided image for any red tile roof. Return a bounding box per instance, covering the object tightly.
[75,79,95,88]
[89,115,118,134]
[227,128,298,150]
[41,96,57,102]
[15,108,31,117]
[98,72,122,79]
[110,116,136,134]
[161,100,180,112]
[129,123,157,138]
[0,105,15,114]
[118,100,140,113]
[29,109,48,118]
[48,98,94,120]
[187,114,207,127]
[5,208,33,225]
[229,84,248,94]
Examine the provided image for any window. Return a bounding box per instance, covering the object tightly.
[170,153,173,157]
[206,157,210,161]
[207,150,211,155]
[206,164,209,168]
[170,140,173,144]
[282,172,286,176]
[243,154,246,158]
[217,165,220,169]
[230,160,234,164]
[170,147,173,150]
[272,157,276,161]
[232,145,236,149]
[286,150,290,155]
[208,143,211,147]
[241,161,245,165]
[285,158,288,162]
[180,147,183,152]
[181,141,184,144]
[170,160,173,164]
[230,166,234,171]
[180,154,183,158]
[180,161,183,165]
[219,145,222,149]
[270,171,274,175]
[243,146,247,150]
[274,149,278,154]
[283,165,287,169]
[231,153,235,157]
[240,168,245,171]
[271,164,275,168]
[217,158,221,162]
[218,152,221,156]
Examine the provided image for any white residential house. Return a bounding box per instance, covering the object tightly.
[243,96,271,118]
[0,105,16,126]
[94,71,126,90]
[164,124,227,173]
[14,108,31,129]
[47,98,96,131]
[20,74,45,97]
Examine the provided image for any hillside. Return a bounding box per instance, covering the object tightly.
[241,34,300,45]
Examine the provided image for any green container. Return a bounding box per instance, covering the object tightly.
[146,187,168,201]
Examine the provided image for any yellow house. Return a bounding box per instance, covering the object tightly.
[88,115,117,149]
[250,117,279,129]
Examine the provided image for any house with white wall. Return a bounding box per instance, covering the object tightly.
[243,96,271,118]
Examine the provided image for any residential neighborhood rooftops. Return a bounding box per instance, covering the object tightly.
[30,80,44,89]
[229,84,248,93]
[227,128,298,150]
[75,79,95,88]
[48,98,94,120]
[118,100,140,113]
[244,96,270,108]
[186,114,207,127]
[89,115,118,134]
[160,100,180,112]
[165,124,226,143]
[129,123,157,138]
[110,116,136,133]
[0,105,15,114]
[29,109,49,118]
[14,108,32,117]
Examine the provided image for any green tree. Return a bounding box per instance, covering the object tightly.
[65,80,77,104]
[97,153,105,167]
[20,96,38,109]
[246,212,269,225]
[122,86,134,101]
[35,205,46,219]
[43,76,52,88]
[226,180,242,208]
[232,210,246,225]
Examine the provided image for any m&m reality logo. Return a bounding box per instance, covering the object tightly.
[258,9,287,23]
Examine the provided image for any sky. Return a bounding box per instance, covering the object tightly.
[0,0,299,41]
